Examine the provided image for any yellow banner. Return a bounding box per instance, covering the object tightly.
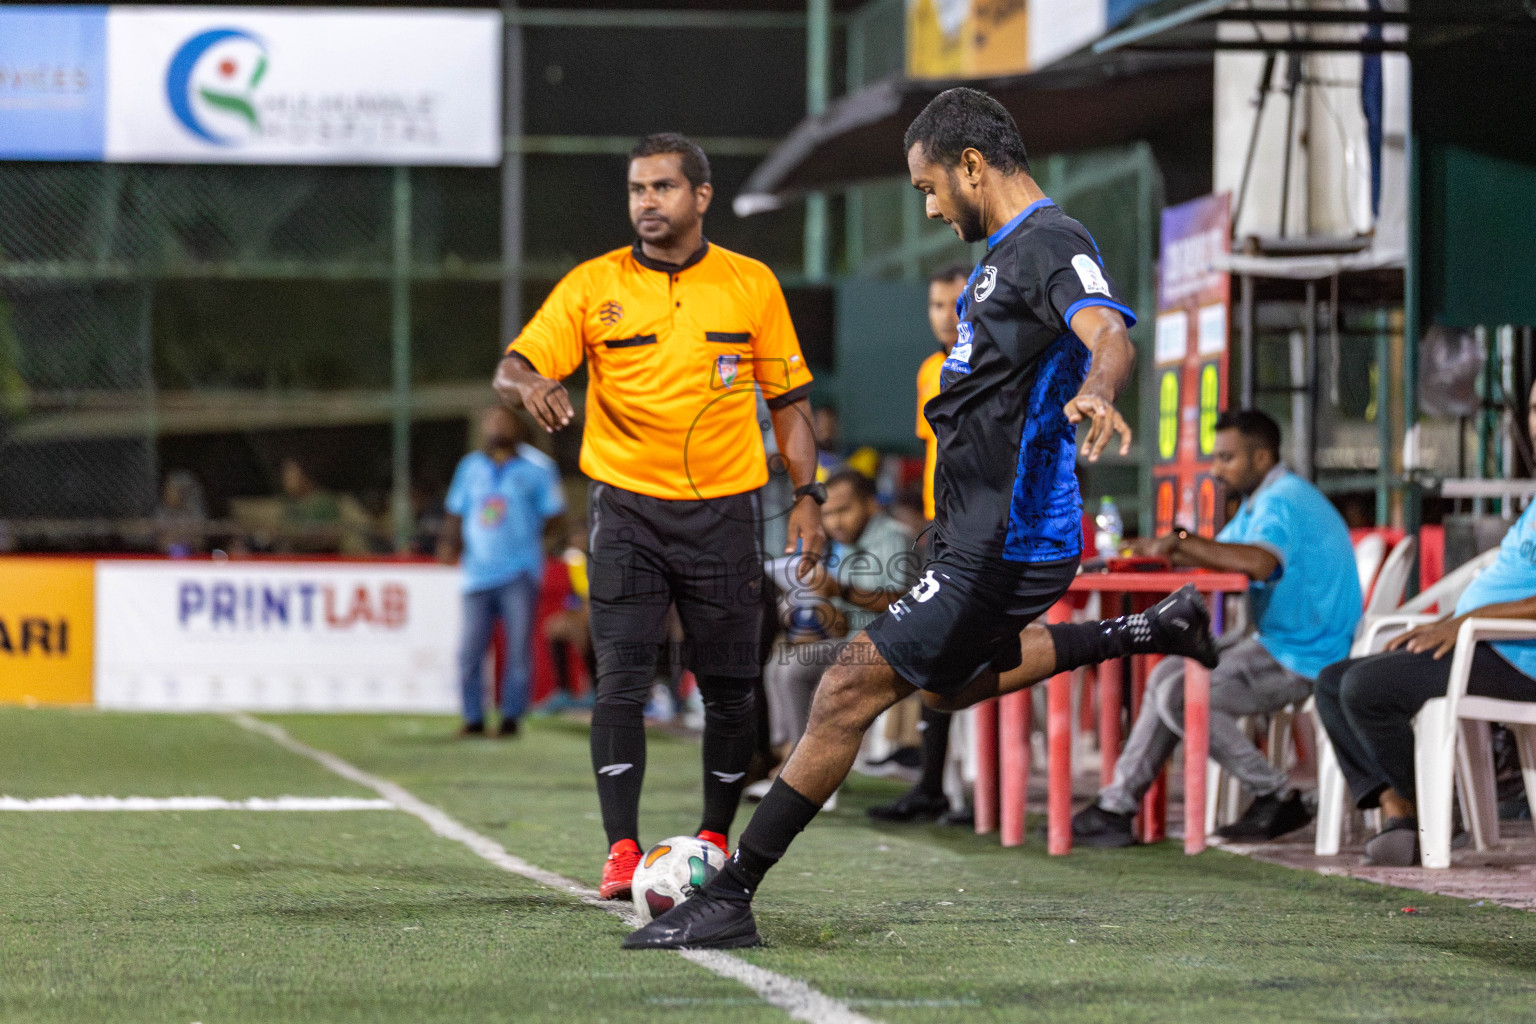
[0,559,94,705]
[907,0,1029,81]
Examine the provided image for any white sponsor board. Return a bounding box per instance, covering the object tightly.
[95,562,462,711]
[104,7,500,165]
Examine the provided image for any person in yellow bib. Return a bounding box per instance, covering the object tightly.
[494,133,825,901]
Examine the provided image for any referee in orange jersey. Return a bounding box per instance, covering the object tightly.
[494,133,825,900]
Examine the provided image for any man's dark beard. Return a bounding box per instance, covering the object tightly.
[946,176,987,243]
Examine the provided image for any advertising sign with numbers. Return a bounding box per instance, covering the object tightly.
[1152,194,1230,538]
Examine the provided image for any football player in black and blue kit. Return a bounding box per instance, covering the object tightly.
[625,87,1219,951]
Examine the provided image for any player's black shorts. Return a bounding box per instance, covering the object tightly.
[864,543,1077,697]
[587,482,764,681]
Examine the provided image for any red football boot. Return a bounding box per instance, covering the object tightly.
[697,830,729,857]
[599,839,642,900]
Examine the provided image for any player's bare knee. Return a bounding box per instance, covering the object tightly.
[809,665,882,737]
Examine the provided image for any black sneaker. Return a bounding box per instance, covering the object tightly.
[1214,790,1314,841]
[622,891,762,950]
[1364,816,1419,866]
[1147,584,1219,669]
[493,718,520,739]
[866,788,949,822]
[1072,802,1137,848]
[938,805,975,827]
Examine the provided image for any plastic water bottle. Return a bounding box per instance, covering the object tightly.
[1095,495,1123,561]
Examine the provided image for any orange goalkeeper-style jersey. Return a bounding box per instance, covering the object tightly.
[915,349,944,521]
[508,241,813,501]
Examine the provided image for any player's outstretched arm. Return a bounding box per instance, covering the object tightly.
[493,353,574,433]
[1064,305,1136,461]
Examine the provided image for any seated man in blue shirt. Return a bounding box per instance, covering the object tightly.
[1315,385,1536,865]
[1074,409,1362,846]
[439,406,567,737]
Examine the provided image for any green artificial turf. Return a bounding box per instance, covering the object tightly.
[3,706,1535,1023]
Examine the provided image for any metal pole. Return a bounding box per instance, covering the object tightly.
[803,0,830,282]
[1277,53,1303,239]
[1239,273,1255,408]
[1304,280,1317,479]
[502,1,525,341]
[391,166,413,553]
[1376,308,1392,524]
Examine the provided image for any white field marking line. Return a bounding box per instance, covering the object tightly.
[230,713,880,1024]
[0,795,395,811]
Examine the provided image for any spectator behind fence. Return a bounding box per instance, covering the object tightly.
[1314,380,1536,866]
[759,469,917,806]
[439,406,567,738]
[276,457,373,554]
[154,469,207,557]
[1073,409,1362,847]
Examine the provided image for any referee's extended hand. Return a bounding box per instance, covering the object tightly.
[786,496,827,580]
[494,355,574,433]
[1064,394,1132,461]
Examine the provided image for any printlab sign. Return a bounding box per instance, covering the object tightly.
[95,562,462,711]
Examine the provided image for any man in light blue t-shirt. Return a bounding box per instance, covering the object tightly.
[1315,381,1536,865]
[439,407,566,737]
[1074,409,1362,847]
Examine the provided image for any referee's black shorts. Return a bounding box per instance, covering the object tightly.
[587,482,765,684]
[864,539,1077,697]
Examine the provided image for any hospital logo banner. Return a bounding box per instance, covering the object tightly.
[0,6,500,165]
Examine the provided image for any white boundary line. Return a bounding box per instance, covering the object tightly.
[231,713,880,1024]
[0,795,394,811]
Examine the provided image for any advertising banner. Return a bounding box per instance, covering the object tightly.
[104,7,500,165]
[95,562,462,711]
[907,0,1029,80]
[0,6,500,165]
[0,6,108,159]
[0,559,96,706]
[1152,193,1231,538]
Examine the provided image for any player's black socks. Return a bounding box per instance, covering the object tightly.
[590,702,647,846]
[1045,614,1154,673]
[916,705,952,799]
[697,676,756,837]
[705,777,821,903]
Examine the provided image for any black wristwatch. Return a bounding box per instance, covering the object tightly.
[793,481,828,505]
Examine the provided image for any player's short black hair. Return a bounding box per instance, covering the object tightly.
[1214,409,1282,457]
[929,262,972,285]
[903,87,1030,176]
[826,468,876,502]
[630,133,711,189]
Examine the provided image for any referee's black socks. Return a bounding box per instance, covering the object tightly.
[1045,612,1155,673]
[705,777,821,904]
[696,676,756,839]
[590,703,647,847]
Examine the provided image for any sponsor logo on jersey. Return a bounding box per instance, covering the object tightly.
[943,321,975,376]
[1072,254,1111,296]
[598,300,624,324]
[973,265,998,302]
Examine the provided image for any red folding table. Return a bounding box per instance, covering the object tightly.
[971,571,1248,855]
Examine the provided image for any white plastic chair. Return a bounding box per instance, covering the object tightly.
[1208,536,1422,839]
[1414,617,1536,868]
[1313,546,1502,855]
[1354,533,1389,603]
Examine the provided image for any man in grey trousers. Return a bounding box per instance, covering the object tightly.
[1073,410,1362,846]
